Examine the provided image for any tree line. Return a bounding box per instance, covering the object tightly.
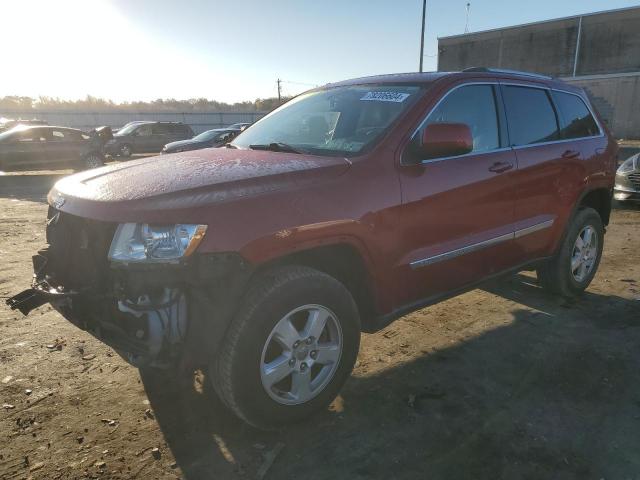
[0,95,291,113]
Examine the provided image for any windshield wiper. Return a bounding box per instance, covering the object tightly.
[224,143,238,149]
[248,142,304,154]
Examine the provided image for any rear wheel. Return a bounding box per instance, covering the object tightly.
[537,207,604,297]
[211,266,360,429]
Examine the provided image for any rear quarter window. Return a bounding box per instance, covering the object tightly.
[551,91,600,139]
[502,86,559,146]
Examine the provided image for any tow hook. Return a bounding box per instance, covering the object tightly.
[6,288,48,315]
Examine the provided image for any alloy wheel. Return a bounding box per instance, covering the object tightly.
[260,304,342,405]
[84,155,102,169]
[571,225,598,282]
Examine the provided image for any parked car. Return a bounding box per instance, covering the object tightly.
[161,128,240,154]
[228,122,252,131]
[0,118,48,133]
[614,153,640,202]
[7,69,617,429]
[104,121,194,157]
[0,125,104,171]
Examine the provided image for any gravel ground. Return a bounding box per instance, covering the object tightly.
[1,182,639,480]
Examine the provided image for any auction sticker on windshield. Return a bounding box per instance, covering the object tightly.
[360,91,410,102]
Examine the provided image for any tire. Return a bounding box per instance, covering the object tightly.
[83,153,104,170]
[119,144,132,158]
[211,266,360,429]
[537,207,604,297]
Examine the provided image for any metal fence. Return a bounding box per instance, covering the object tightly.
[0,111,268,134]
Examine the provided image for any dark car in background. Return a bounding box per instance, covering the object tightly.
[614,153,640,202]
[0,126,104,171]
[104,121,194,157]
[161,128,240,154]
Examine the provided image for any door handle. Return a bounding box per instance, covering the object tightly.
[561,149,581,159]
[488,161,513,173]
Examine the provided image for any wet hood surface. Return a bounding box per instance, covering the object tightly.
[49,148,350,219]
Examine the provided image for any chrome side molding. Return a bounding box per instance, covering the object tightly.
[410,219,554,269]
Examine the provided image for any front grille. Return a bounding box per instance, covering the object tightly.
[629,172,640,188]
[43,208,116,291]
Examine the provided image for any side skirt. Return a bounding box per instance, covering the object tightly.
[365,257,551,333]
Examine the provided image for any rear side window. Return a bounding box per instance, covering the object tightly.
[420,84,500,154]
[502,86,558,146]
[152,124,171,134]
[552,91,600,139]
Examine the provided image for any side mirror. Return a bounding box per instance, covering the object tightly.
[414,123,473,161]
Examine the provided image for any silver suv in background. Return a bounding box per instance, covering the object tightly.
[615,153,640,202]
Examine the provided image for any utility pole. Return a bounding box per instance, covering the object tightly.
[464,3,471,33]
[419,0,426,72]
[277,78,282,103]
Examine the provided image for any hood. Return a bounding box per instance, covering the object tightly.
[49,148,350,221]
[163,138,207,151]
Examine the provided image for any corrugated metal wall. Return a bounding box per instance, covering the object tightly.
[437,6,640,138]
[0,111,267,134]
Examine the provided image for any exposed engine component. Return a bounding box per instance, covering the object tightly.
[117,288,187,367]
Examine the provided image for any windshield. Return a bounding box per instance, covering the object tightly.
[192,130,225,142]
[231,84,423,156]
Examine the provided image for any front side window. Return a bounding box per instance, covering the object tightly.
[231,84,424,156]
[417,84,500,155]
[503,86,559,146]
[552,91,600,139]
[136,124,153,136]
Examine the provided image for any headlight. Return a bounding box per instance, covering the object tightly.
[617,155,637,175]
[108,223,207,263]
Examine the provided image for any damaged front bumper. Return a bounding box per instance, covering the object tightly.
[7,209,251,369]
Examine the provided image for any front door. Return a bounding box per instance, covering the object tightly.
[132,124,154,153]
[4,128,48,170]
[395,82,518,308]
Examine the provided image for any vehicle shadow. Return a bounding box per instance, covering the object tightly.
[141,275,640,480]
[0,173,66,203]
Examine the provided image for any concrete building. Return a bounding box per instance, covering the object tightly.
[437,6,640,139]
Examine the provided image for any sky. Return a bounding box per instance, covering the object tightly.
[2,0,638,103]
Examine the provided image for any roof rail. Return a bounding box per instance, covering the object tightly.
[462,67,552,80]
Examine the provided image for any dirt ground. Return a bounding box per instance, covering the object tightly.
[1,178,639,480]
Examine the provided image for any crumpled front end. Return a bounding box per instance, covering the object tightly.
[7,207,250,369]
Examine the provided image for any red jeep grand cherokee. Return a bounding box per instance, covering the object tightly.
[8,69,617,428]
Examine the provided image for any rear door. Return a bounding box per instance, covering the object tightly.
[501,83,586,261]
[151,123,173,151]
[396,82,519,306]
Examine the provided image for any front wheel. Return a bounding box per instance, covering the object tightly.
[537,207,604,297]
[119,143,132,158]
[211,266,360,429]
[82,153,104,170]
